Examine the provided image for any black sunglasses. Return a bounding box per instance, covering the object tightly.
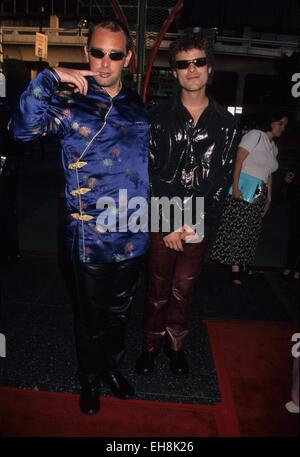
[175,57,207,70]
[88,48,126,61]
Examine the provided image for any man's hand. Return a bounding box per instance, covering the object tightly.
[53,68,100,96]
[163,226,196,251]
[163,231,184,251]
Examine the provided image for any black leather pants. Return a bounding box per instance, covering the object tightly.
[72,252,142,387]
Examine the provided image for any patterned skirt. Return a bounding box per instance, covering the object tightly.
[210,183,268,266]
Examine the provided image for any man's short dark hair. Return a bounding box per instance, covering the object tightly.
[169,34,214,70]
[87,18,132,53]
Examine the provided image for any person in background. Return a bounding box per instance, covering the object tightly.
[10,19,149,415]
[210,112,288,285]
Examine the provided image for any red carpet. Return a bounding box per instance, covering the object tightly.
[0,389,224,437]
[0,321,298,437]
[206,320,299,437]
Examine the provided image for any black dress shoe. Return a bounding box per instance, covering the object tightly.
[135,350,158,375]
[79,387,100,415]
[166,349,189,375]
[102,371,135,399]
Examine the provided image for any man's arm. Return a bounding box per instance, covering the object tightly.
[10,68,99,142]
[148,115,160,176]
[217,124,240,197]
[149,120,188,251]
[203,124,240,236]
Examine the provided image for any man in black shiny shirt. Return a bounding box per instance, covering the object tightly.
[136,34,239,376]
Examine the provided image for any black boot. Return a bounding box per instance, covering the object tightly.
[79,386,100,415]
[165,348,189,375]
[79,373,100,415]
[101,370,135,399]
[135,350,158,375]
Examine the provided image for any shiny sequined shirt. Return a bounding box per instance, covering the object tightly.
[149,95,239,236]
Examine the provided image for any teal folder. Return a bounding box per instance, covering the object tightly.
[229,172,262,203]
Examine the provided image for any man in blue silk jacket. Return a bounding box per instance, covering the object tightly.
[11,19,149,415]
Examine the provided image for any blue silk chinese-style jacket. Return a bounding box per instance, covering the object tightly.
[11,68,149,263]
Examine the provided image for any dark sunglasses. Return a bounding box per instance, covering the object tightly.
[88,48,126,61]
[175,57,207,70]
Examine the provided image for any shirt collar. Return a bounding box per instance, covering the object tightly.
[86,77,124,99]
[175,92,212,126]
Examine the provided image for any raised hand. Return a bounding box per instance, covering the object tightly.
[53,68,100,96]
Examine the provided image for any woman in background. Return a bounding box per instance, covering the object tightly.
[210,112,288,285]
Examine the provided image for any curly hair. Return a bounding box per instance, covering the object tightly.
[168,34,214,70]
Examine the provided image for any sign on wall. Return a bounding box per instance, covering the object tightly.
[35,32,48,59]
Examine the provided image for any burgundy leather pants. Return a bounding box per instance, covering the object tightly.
[143,233,208,352]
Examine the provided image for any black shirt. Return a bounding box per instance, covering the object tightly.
[149,94,240,237]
